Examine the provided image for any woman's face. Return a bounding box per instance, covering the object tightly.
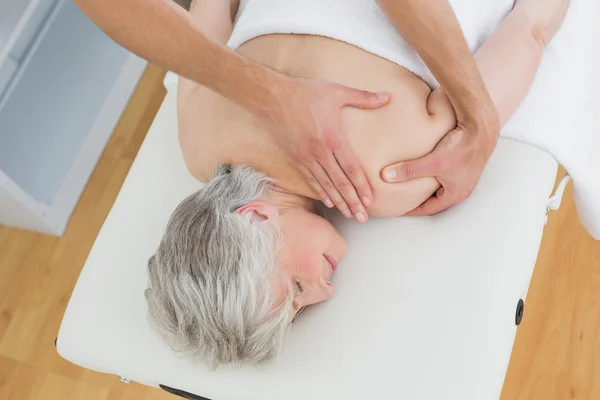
[275,206,347,317]
[236,201,347,320]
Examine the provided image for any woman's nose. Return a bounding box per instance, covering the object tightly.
[300,278,334,306]
[318,277,335,298]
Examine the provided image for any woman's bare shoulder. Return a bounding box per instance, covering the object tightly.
[367,175,440,218]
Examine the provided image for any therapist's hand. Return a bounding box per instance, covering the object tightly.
[264,78,390,222]
[375,0,500,216]
[381,110,498,216]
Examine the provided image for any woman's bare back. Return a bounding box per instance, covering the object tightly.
[178,34,454,216]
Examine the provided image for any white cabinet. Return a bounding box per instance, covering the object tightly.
[0,0,147,235]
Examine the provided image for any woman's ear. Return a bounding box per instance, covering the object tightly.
[235,202,279,221]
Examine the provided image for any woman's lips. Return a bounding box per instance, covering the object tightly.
[324,254,338,271]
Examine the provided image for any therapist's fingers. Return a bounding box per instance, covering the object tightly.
[333,141,372,209]
[320,154,367,222]
[403,187,453,217]
[319,152,367,222]
[340,87,391,110]
[302,162,353,219]
[381,153,444,183]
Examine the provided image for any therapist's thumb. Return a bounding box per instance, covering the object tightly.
[381,155,437,183]
[342,87,390,109]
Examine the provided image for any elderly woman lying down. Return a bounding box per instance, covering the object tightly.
[145,0,568,367]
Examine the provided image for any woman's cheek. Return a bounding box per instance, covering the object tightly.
[293,251,320,276]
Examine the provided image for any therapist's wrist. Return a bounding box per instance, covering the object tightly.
[456,95,499,142]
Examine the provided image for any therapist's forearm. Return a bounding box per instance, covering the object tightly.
[73,0,282,118]
[376,0,498,133]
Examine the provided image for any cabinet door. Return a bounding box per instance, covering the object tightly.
[0,0,146,235]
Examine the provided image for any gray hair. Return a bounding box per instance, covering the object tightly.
[145,165,294,368]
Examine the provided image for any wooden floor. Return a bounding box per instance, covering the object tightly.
[501,176,600,398]
[0,64,598,400]
[0,64,173,400]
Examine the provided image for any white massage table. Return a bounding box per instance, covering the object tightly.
[57,81,559,399]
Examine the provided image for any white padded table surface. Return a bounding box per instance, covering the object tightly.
[58,87,558,400]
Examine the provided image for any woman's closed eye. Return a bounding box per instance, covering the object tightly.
[294,279,303,293]
[292,279,305,323]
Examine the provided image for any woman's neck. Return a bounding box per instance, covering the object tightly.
[238,143,319,201]
[265,183,319,213]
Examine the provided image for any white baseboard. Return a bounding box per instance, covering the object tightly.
[0,170,53,234]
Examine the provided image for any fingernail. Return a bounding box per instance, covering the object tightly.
[324,198,334,208]
[362,196,371,206]
[383,168,396,181]
[356,212,366,223]
[376,92,389,99]
[343,209,352,218]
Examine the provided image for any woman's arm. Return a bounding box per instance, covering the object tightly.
[176,0,238,99]
[182,0,239,44]
[374,0,567,217]
[430,0,567,127]
[381,0,567,215]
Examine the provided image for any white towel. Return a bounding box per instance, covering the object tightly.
[500,0,600,239]
[226,0,600,239]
